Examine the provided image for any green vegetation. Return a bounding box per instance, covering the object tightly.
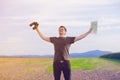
[100,52,120,59]
[47,58,120,73]
[70,58,99,70]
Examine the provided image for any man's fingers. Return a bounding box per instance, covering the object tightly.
[33,26,38,30]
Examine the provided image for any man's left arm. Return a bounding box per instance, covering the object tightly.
[74,27,92,42]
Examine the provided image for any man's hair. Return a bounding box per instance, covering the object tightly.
[59,26,67,32]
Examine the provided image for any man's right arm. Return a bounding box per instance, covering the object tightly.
[35,26,51,43]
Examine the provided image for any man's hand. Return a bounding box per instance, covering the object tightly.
[88,27,93,33]
[29,22,39,30]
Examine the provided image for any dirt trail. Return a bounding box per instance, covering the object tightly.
[39,70,120,80]
[71,70,120,80]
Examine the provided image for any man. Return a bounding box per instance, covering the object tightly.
[30,22,92,80]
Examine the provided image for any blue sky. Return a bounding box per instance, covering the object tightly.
[0,0,120,55]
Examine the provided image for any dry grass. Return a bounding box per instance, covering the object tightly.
[0,58,53,80]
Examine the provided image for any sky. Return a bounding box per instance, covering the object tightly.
[0,0,120,55]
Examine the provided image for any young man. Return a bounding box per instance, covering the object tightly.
[30,22,92,80]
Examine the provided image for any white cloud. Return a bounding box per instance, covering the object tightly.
[98,17,120,30]
[100,17,120,24]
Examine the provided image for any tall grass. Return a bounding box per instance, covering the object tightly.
[47,58,120,73]
[70,58,99,70]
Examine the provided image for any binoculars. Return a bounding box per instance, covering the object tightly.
[29,22,39,30]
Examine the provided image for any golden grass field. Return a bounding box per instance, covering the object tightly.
[0,58,53,80]
[0,58,120,80]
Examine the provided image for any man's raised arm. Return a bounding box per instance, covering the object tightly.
[74,27,92,42]
[30,22,51,42]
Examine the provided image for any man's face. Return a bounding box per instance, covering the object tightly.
[59,27,66,36]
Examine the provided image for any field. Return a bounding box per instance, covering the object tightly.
[0,58,120,80]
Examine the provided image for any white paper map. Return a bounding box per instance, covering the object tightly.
[91,21,97,34]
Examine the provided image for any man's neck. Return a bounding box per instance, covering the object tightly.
[59,35,65,37]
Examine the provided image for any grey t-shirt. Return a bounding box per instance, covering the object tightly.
[50,37,75,61]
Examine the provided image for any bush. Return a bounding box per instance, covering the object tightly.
[100,52,120,59]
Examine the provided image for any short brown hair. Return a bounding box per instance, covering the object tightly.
[59,26,67,32]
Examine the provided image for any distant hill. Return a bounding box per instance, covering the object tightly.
[0,50,110,58]
[100,52,120,59]
[70,50,111,58]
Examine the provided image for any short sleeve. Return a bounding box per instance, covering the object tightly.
[67,37,75,44]
[50,37,56,43]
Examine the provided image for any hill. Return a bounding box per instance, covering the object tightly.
[100,52,120,59]
[70,50,110,58]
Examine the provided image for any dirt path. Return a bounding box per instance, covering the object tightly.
[38,70,120,80]
[24,70,120,80]
[71,70,120,80]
